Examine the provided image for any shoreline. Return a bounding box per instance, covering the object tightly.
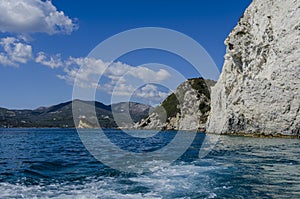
[206,132,300,139]
[1,127,299,139]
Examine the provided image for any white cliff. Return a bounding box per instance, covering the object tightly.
[137,78,214,131]
[207,0,300,136]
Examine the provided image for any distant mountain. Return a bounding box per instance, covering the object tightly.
[0,100,152,128]
[110,102,154,128]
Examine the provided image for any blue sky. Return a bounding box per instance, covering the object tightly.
[0,0,251,109]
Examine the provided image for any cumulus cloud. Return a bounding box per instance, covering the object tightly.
[58,57,107,86]
[0,36,67,68]
[59,57,171,84]
[105,63,171,82]
[0,0,77,34]
[108,83,171,106]
[0,0,77,66]
[105,83,171,106]
[35,51,62,68]
[135,84,170,99]
[58,57,172,100]
[128,67,171,82]
[132,84,171,105]
[0,53,15,66]
[0,36,32,66]
[111,83,135,97]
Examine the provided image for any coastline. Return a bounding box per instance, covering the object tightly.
[1,127,299,139]
[206,131,300,139]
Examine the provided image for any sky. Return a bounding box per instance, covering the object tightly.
[0,0,252,109]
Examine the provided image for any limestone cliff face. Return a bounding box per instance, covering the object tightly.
[207,0,300,136]
[136,78,214,131]
[78,118,98,129]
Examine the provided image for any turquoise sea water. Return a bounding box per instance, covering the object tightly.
[0,128,299,198]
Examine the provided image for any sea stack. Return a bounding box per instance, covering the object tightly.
[207,0,300,136]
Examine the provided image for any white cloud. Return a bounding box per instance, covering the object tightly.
[108,83,170,106]
[128,67,171,82]
[35,51,62,68]
[111,83,135,97]
[60,57,171,85]
[58,57,172,100]
[105,61,131,77]
[0,1,77,67]
[105,62,171,82]
[135,84,170,100]
[0,36,172,102]
[0,53,16,66]
[0,0,77,34]
[66,57,107,81]
[0,36,32,66]
[57,57,108,88]
[0,37,67,68]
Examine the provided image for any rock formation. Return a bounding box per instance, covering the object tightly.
[207,0,300,136]
[136,78,215,131]
[78,117,98,129]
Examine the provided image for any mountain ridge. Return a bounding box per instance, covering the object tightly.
[0,100,152,128]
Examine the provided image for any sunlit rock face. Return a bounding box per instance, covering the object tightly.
[136,78,214,131]
[207,0,300,136]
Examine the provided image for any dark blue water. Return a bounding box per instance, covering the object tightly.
[0,128,299,198]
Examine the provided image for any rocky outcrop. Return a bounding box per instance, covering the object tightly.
[136,78,215,131]
[207,0,300,136]
[78,118,98,129]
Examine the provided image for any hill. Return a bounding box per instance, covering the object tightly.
[136,78,216,131]
[0,100,151,128]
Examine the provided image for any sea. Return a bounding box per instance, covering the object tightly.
[0,128,299,199]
